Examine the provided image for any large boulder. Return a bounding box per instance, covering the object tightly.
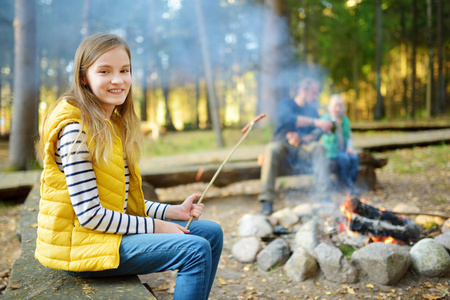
[410,238,450,277]
[351,242,411,285]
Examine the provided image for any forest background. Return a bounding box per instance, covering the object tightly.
[0,0,449,170]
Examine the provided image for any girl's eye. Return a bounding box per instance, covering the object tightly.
[99,70,108,74]
[121,70,130,73]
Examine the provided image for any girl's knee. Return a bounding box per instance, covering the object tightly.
[209,221,223,237]
[203,221,223,248]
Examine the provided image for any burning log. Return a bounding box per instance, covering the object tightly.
[340,197,423,244]
[349,214,420,244]
[347,198,406,226]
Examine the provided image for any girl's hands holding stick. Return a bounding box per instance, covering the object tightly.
[166,193,203,221]
[154,193,203,234]
[178,193,204,221]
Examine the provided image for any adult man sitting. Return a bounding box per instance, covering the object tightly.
[258,77,333,215]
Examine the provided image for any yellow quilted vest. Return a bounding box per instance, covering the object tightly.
[35,100,147,272]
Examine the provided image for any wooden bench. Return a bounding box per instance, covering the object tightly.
[140,151,388,199]
[2,183,156,299]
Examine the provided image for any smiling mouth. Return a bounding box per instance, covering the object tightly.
[109,89,123,93]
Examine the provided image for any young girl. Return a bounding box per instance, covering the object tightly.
[36,33,223,300]
[321,94,359,194]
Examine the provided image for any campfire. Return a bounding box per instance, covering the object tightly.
[339,196,422,245]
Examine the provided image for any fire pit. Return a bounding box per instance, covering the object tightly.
[339,197,423,245]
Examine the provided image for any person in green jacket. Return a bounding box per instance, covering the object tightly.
[321,94,359,194]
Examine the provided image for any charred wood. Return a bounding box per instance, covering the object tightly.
[350,214,421,244]
[350,198,406,226]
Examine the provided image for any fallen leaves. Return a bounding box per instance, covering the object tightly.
[218,277,227,285]
[422,293,447,300]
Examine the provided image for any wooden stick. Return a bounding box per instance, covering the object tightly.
[391,211,450,219]
[185,114,266,229]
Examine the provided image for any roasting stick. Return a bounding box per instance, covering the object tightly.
[185,113,266,229]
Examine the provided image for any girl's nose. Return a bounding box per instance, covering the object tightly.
[111,73,124,84]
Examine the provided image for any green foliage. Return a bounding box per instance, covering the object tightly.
[423,221,439,231]
[142,127,273,157]
[386,144,449,174]
[432,196,447,204]
[339,244,356,260]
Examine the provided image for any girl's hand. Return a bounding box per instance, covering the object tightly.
[179,193,204,221]
[346,147,355,154]
[165,193,204,221]
[286,131,301,147]
[154,219,190,234]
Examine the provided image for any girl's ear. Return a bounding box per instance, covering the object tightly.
[81,75,87,86]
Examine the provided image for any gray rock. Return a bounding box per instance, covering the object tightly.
[434,232,450,252]
[331,231,369,249]
[441,219,450,234]
[257,238,291,271]
[351,242,411,285]
[272,207,299,227]
[292,218,321,254]
[410,238,450,277]
[232,237,263,263]
[293,203,314,217]
[284,247,318,282]
[237,214,273,237]
[314,242,359,283]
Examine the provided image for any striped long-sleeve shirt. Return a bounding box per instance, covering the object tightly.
[56,122,169,235]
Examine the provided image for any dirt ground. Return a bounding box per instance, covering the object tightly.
[1,145,450,299]
[140,196,449,300]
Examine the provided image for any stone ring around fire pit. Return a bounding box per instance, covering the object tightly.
[232,201,450,286]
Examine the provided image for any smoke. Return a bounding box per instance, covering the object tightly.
[31,0,325,93]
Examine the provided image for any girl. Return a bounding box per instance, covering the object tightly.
[36,33,223,300]
[321,94,359,194]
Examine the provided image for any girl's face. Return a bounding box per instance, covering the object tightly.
[85,46,131,118]
[329,100,345,118]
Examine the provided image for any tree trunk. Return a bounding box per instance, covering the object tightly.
[259,0,287,125]
[161,71,175,131]
[436,0,445,114]
[400,8,409,117]
[0,54,3,134]
[81,0,91,40]
[351,5,359,121]
[141,68,148,122]
[374,0,384,120]
[301,0,308,62]
[195,74,200,129]
[55,58,67,99]
[9,0,38,170]
[426,0,433,118]
[410,0,417,119]
[194,0,224,147]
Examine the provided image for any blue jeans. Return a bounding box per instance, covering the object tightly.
[335,151,359,190]
[258,141,331,202]
[67,220,223,300]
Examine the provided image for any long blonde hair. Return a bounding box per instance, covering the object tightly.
[40,33,142,171]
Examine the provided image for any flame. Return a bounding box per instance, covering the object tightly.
[340,195,404,245]
[339,200,353,223]
[338,221,346,233]
[371,236,397,244]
